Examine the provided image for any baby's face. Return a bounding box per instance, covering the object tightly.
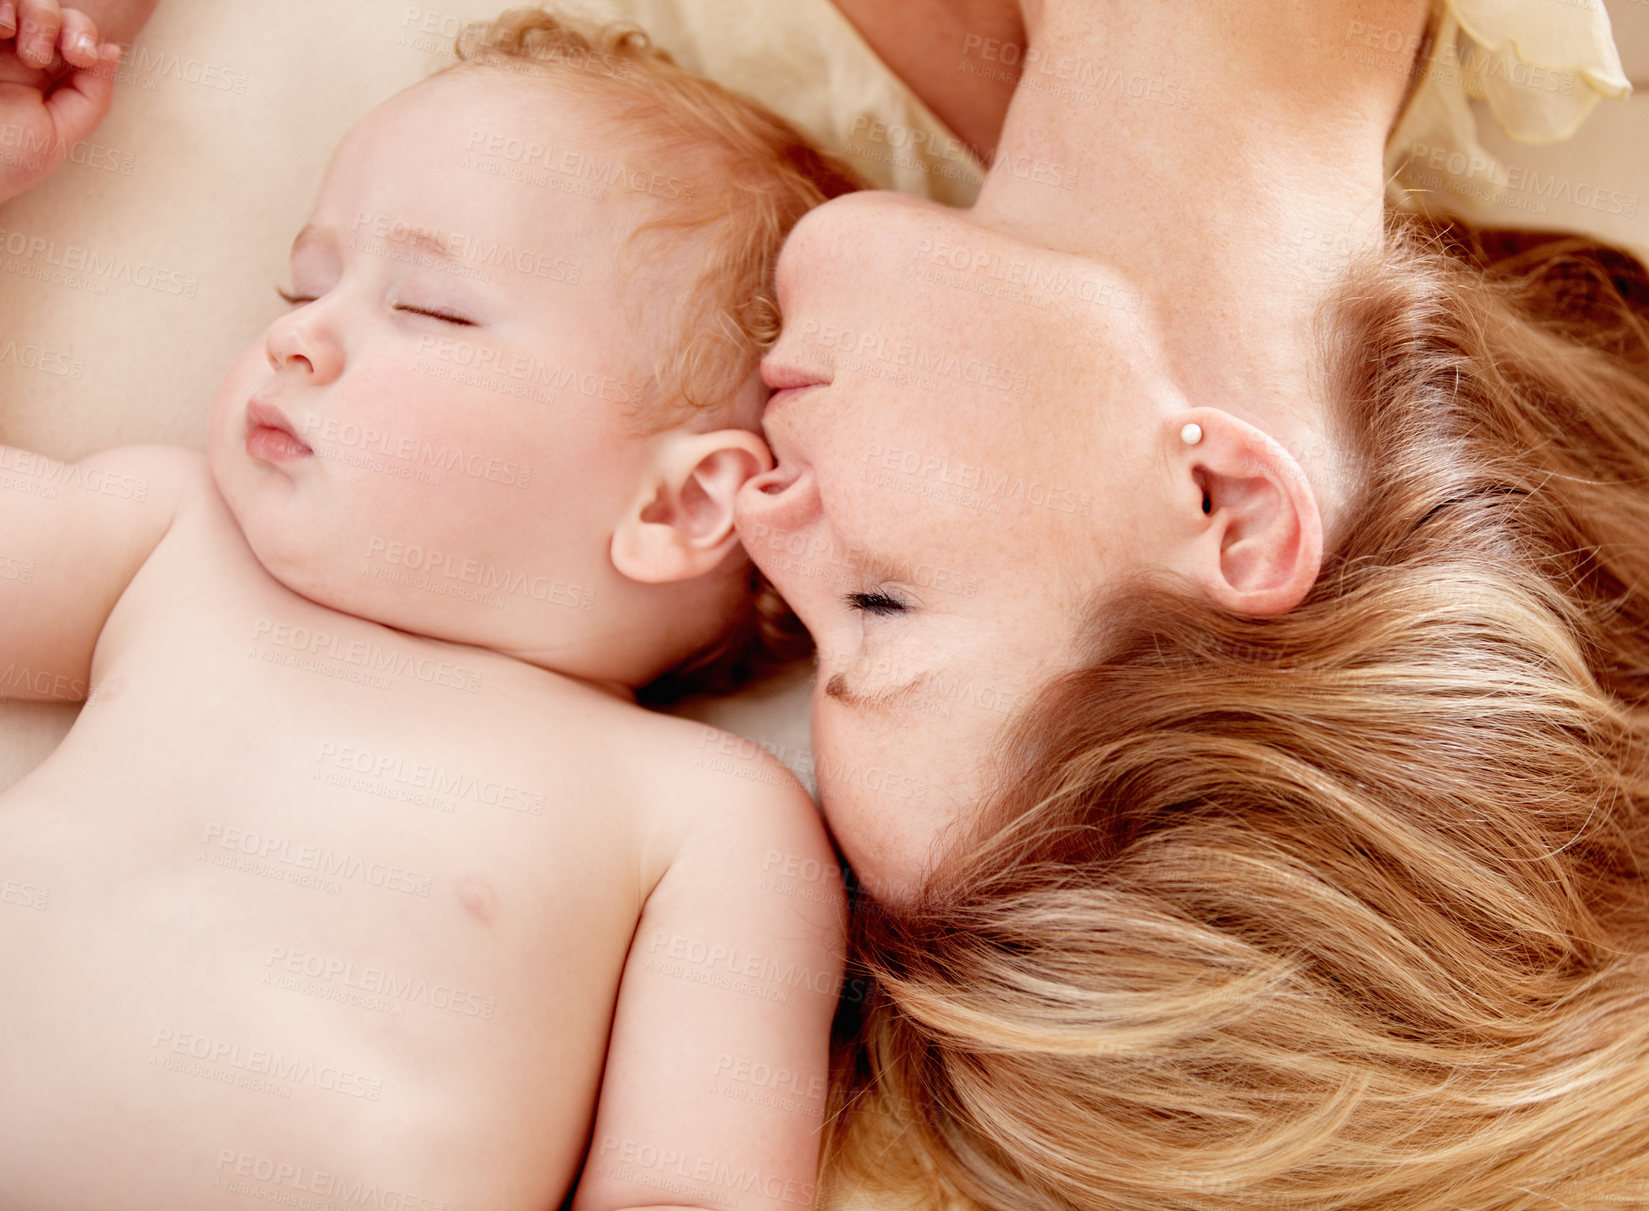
[209,73,672,674]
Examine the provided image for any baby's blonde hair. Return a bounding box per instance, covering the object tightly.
[450,8,864,432]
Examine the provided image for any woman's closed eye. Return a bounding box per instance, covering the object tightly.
[844,590,908,617]
[276,287,314,306]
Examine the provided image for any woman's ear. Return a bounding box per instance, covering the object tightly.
[610,430,772,585]
[1168,409,1324,616]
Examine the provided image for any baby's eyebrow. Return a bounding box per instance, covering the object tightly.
[291,222,461,263]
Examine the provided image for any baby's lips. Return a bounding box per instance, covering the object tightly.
[245,398,316,460]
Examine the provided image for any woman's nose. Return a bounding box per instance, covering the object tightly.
[265,305,343,383]
[736,459,821,541]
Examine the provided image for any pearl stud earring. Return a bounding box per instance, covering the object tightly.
[1180,422,1203,446]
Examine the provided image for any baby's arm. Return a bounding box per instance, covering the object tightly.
[573,765,846,1211]
[0,444,193,701]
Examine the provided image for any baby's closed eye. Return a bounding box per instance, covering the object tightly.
[273,286,476,328]
[391,303,475,327]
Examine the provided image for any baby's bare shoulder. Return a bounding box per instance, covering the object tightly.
[625,709,808,807]
[641,715,833,875]
[500,695,830,896]
[466,683,799,800]
[611,707,843,924]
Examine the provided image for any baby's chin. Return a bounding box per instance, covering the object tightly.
[211,473,561,665]
[230,499,368,618]
[207,440,384,623]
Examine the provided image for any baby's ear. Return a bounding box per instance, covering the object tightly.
[611,430,772,584]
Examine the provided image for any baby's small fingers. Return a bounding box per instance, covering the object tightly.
[56,7,99,68]
[45,45,116,147]
[0,1,17,40]
[15,0,63,69]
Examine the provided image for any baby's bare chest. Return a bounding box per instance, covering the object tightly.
[46,574,627,889]
[0,533,657,1209]
[57,503,641,886]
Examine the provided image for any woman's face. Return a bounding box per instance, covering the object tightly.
[735,192,1183,901]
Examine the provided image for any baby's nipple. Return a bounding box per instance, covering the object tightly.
[453,872,499,925]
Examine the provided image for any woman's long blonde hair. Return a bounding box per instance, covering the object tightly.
[824,221,1649,1210]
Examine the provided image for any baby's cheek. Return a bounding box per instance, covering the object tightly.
[207,342,272,438]
[334,470,431,554]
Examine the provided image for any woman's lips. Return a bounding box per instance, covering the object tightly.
[760,358,828,418]
[245,399,313,463]
[760,359,827,392]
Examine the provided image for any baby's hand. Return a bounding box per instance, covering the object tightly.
[0,0,122,204]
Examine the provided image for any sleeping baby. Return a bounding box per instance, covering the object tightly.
[0,8,860,1210]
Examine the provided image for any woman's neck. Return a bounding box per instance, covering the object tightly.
[975,0,1426,414]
